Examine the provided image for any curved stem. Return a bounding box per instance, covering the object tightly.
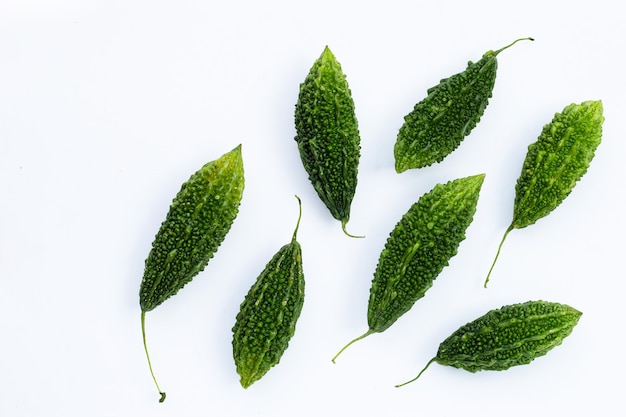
[141,311,166,403]
[331,329,374,363]
[292,195,303,242]
[484,224,514,288]
[493,37,534,56]
[341,219,365,239]
[395,357,437,388]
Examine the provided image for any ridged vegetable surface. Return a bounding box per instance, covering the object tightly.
[232,196,305,388]
[294,46,361,237]
[484,100,604,287]
[396,300,582,386]
[139,145,245,402]
[332,174,485,362]
[394,37,533,173]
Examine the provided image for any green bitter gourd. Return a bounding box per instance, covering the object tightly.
[394,37,533,173]
[294,46,362,237]
[232,196,305,388]
[396,300,582,386]
[139,145,245,402]
[484,100,604,287]
[332,174,485,362]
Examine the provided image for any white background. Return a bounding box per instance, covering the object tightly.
[1,1,624,416]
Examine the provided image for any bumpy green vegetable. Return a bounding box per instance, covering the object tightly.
[332,174,485,362]
[232,196,305,388]
[396,300,582,387]
[139,145,245,402]
[484,100,604,287]
[394,37,533,173]
[294,46,362,237]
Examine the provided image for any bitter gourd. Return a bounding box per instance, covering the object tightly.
[294,46,362,237]
[139,145,245,402]
[332,174,485,362]
[232,196,305,388]
[396,300,582,386]
[484,100,604,287]
[394,37,533,173]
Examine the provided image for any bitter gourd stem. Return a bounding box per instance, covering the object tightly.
[395,357,437,387]
[341,219,364,239]
[292,195,303,242]
[331,329,375,363]
[141,311,166,403]
[493,37,534,56]
[484,224,514,288]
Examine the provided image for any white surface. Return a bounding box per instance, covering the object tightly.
[1,1,624,415]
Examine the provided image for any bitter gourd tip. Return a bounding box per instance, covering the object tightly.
[318,45,337,66]
[395,357,437,388]
[331,329,375,363]
[394,159,408,174]
[483,224,514,288]
[141,311,166,403]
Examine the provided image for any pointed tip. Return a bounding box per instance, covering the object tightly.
[321,45,335,60]
[394,161,407,174]
[226,144,243,162]
[469,173,486,187]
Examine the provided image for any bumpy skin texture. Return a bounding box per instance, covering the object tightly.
[232,199,305,388]
[394,38,532,173]
[140,145,244,312]
[512,100,604,229]
[368,174,485,333]
[294,46,361,235]
[436,301,581,372]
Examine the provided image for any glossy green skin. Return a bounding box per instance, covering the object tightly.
[436,301,582,372]
[140,145,244,312]
[368,174,485,333]
[294,46,361,233]
[394,39,532,173]
[232,204,305,388]
[512,100,604,230]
